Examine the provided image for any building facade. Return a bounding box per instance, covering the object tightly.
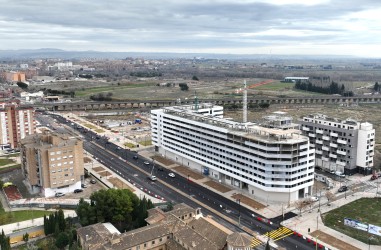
[0,102,35,148]
[151,104,315,203]
[20,130,84,197]
[5,71,26,82]
[300,114,375,175]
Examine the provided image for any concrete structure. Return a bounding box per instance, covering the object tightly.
[300,114,375,175]
[5,71,26,82]
[20,91,44,103]
[20,130,84,197]
[283,76,309,82]
[0,102,35,148]
[77,203,242,250]
[151,104,315,203]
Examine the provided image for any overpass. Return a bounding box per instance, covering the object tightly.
[26,95,381,111]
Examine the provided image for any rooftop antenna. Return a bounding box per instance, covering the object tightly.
[243,80,247,123]
[194,91,199,111]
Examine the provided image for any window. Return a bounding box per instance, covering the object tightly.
[152,240,155,245]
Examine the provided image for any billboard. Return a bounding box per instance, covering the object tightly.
[344,218,368,232]
[344,218,381,236]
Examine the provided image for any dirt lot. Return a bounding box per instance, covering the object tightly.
[232,193,266,210]
[203,180,232,193]
[310,230,361,250]
[152,155,176,166]
[108,177,134,191]
[172,165,205,180]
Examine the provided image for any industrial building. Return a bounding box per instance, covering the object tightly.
[300,114,375,175]
[0,102,35,148]
[20,130,84,197]
[151,104,315,203]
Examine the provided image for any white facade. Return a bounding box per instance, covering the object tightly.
[151,104,315,203]
[300,114,375,175]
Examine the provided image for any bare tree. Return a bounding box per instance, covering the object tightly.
[294,200,308,216]
[325,191,335,205]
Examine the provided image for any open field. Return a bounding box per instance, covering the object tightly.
[321,198,381,245]
[0,158,15,166]
[253,81,294,90]
[0,210,53,225]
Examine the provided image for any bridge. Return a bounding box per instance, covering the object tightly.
[26,95,381,111]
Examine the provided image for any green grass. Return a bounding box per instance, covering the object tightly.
[124,142,137,148]
[0,210,53,225]
[322,198,381,245]
[75,83,156,97]
[0,158,15,166]
[253,81,295,90]
[0,164,21,172]
[139,140,152,146]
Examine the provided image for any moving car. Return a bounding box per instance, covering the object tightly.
[168,173,175,178]
[133,155,138,160]
[144,161,150,165]
[55,192,65,197]
[74,189,83,193]
[148,175,157,181]
[338,186,348,192]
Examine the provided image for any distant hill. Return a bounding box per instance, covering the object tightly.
[0,48,359,61]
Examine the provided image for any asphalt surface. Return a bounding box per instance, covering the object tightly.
[37,112,325,250]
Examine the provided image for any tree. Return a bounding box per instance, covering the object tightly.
[17,81,28,89]
[294,200,308,216]
[325,191,335,205]
[55,232,69,250]
[374,82,380,92]
[179,83,189,91]
[22,232,29,242]
[192,75,199,81]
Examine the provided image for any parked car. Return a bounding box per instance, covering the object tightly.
[55,192,65,197]
[168,173,175,178]
[90,179,97,184]
[74,189,83,193]
[335,171,345,177]
[81,183,88,188]
[133,155,138,160]
[310,196,319,202]
[338,186,348,192]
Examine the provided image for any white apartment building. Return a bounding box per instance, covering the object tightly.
[300,114,375,175]
[151,104,315,203]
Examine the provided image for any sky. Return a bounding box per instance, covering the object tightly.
[1,0,381,57]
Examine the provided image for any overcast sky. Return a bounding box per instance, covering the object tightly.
[1,0,381,57]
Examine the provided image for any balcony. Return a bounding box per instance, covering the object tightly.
[337,139,347,144]
[322,146,329,151]
[315,150,323,155]
[316,129,323,134]
[308,133,316,138]
[322,136,330,141]
[329,153,337,159]
[322,157,329,161]
[336,161,346,166]
[310,143,315,148]
[302,126,310,131]
[330,132,338,137]
[337,150,346,156]
[329,143,338,148]
[316,140,323,144]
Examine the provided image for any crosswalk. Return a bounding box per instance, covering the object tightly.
[250,226,294,248]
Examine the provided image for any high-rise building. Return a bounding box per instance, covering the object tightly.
[151,104,315,203]
[300,114,375,175]
[0,102,35,148]
[5,71,26,82]
[20,130,84,197]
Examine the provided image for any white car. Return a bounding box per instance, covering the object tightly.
[55,192,65,197]
[310,196,319,202]
[168,173,175,178]
[144,161,150,165]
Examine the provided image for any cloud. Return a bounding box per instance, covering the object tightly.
[0,0,381,57]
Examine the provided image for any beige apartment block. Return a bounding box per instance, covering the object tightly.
[20,130,84,197]
[0,102,35,148]
[5,71,26,82]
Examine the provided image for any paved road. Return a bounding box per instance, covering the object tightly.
[37,112,324,250]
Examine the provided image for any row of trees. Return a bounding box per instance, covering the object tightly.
[179,83,189,91]
[223,103,270,110]
[294,81,354,96]
[43,209,78,250]
[130,71,163,77]
[76,189,154,232]
[89,92,113,101]
[374,82,380,92]
[0,230,10,250]
[43,88,75,98]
